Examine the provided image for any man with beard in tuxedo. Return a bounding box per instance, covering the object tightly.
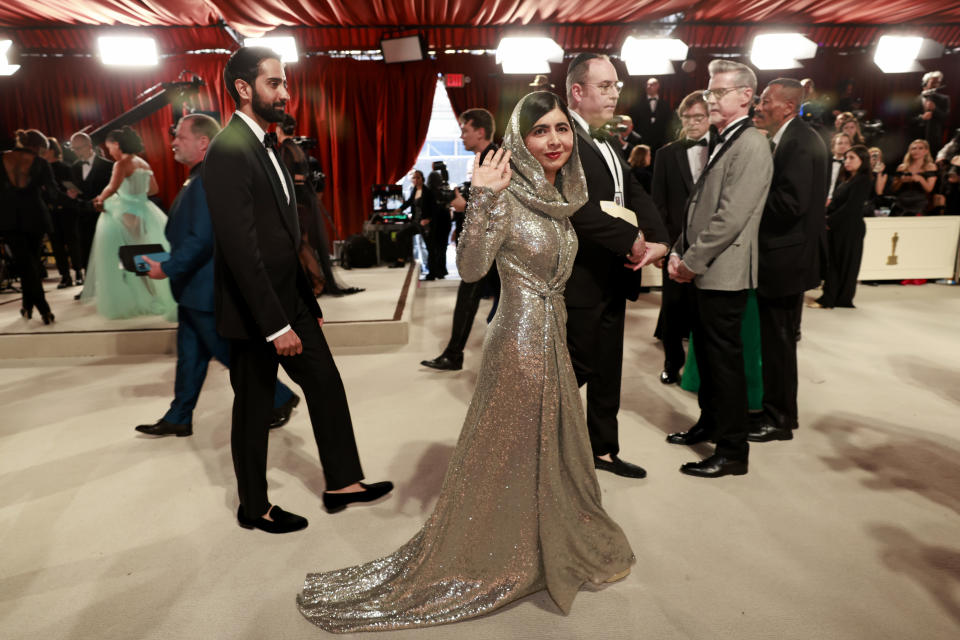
[203,47,393,533]
[749,78,828,443]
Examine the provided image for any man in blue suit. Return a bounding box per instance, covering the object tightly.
[136,114,299,437]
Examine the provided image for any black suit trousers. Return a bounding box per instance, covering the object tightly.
[757,292,803,430]
[7,231,51,315]
[692,288,749,461]
[567,295,626,457]
[229,299,363,519]
[659,262,695,371]
[49,209,82,278]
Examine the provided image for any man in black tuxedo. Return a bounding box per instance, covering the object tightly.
[421,107,498,371]
[630,78,675,157]
[68,132,112,273]
[203,47,392,534]
[613,115,643,162]
[565,53,669,479]
[650,91,711,384]
[749,78,828,442]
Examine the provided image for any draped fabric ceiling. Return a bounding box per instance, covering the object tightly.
[2,0,959,237]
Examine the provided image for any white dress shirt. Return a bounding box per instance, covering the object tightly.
[233,110,293,343]
[686,133,710,184]
[81,157,93,180]
[708,115,751,163]
[570,110,625,205]
[234,110,290,204]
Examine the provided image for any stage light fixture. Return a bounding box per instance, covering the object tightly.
[496,37,563,74]
[750,34,817,70]
[873,35,943,73]
[243,35,298,63]
[0,40,19,76]
[98,36,158,67]
[620,37,688,75]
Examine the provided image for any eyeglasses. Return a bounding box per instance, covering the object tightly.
[702,86,748,100]
[680,114,707,123]
[583,81,624,95]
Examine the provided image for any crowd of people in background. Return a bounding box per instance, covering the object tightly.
[1,65,957,330]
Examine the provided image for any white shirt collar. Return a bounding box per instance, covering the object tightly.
[234,110,268,146]
[770,115,796,148]
[718,114,750,137]
[569,109,592,134]
[687,131,710,144]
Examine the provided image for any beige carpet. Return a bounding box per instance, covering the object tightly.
[1,281,959,639]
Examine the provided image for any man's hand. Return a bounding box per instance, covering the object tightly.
[668,255,696,283]
[141,255,167,280]
[624,242,669,271]
[273,330,303,356]
[66,188,80,199]
[317,317,324,328]
[627,234,646,264]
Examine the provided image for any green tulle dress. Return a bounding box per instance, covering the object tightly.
[80,168,177,321]
[679,289,763,410]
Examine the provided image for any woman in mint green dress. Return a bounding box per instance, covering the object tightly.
[80,127,176,321]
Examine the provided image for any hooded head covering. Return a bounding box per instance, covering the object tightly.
[501,91,588,220]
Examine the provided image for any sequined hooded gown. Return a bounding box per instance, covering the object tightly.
[297,93,635,633]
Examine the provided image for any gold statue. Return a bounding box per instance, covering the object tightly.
[887,231,899,265]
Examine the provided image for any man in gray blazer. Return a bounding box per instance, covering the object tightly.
[666,60,774,478]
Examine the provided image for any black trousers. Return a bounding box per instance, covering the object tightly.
[819,223,864,308]
[441,265,500,359]
[7,231,50,315]
[78,207,98,270]
[692,288,749,461]
[758,291,803,430]
[427,221,450,278]
[658,261,695,372]
[567,295,626,458]
[229,301,364,519]
[49,209,82,279]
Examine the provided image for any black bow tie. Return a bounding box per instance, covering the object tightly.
[686,138,709,148]
[263,132,278,151]
[590,127,612,143]
[832,157,843,164]
[82,160,92,166]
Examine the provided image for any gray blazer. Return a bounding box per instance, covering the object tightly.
[677,126,774,291]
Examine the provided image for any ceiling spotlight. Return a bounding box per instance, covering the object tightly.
[98,36,159,67]
[750,34,817,70]
[496,37,563,74]
[0,40,19,76]
[244,36,299,63]
[874,35,943,73]
[621,37,688,76]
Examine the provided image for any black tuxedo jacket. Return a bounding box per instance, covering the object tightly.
[70,155,113,212]
[567,123,668,307]
[631,97,674,150]
[203,115,322,341]
[758,117,829,297]
[650,138,694,244]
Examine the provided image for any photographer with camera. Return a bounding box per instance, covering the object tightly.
[912,71,950,150]
[423,160,455,280]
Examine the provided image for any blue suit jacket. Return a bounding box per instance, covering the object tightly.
[163,169,215,312]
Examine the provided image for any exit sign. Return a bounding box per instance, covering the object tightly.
[445,73,464,87]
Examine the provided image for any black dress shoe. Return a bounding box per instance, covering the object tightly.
[659,369,680,385]
[594,455,647,479]
[420,354,463,371]
[680,454,748,478]
[57,277,73,289]
[269,393,300,429]
[747,423,794,442]
[323,481,394,514]
[134,419,193,437]
[237,505,308,534]
[666,426,713,446]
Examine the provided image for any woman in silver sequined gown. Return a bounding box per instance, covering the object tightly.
[297,91,635,633]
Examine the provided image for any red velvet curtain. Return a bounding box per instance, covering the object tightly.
[282,57,437,239]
